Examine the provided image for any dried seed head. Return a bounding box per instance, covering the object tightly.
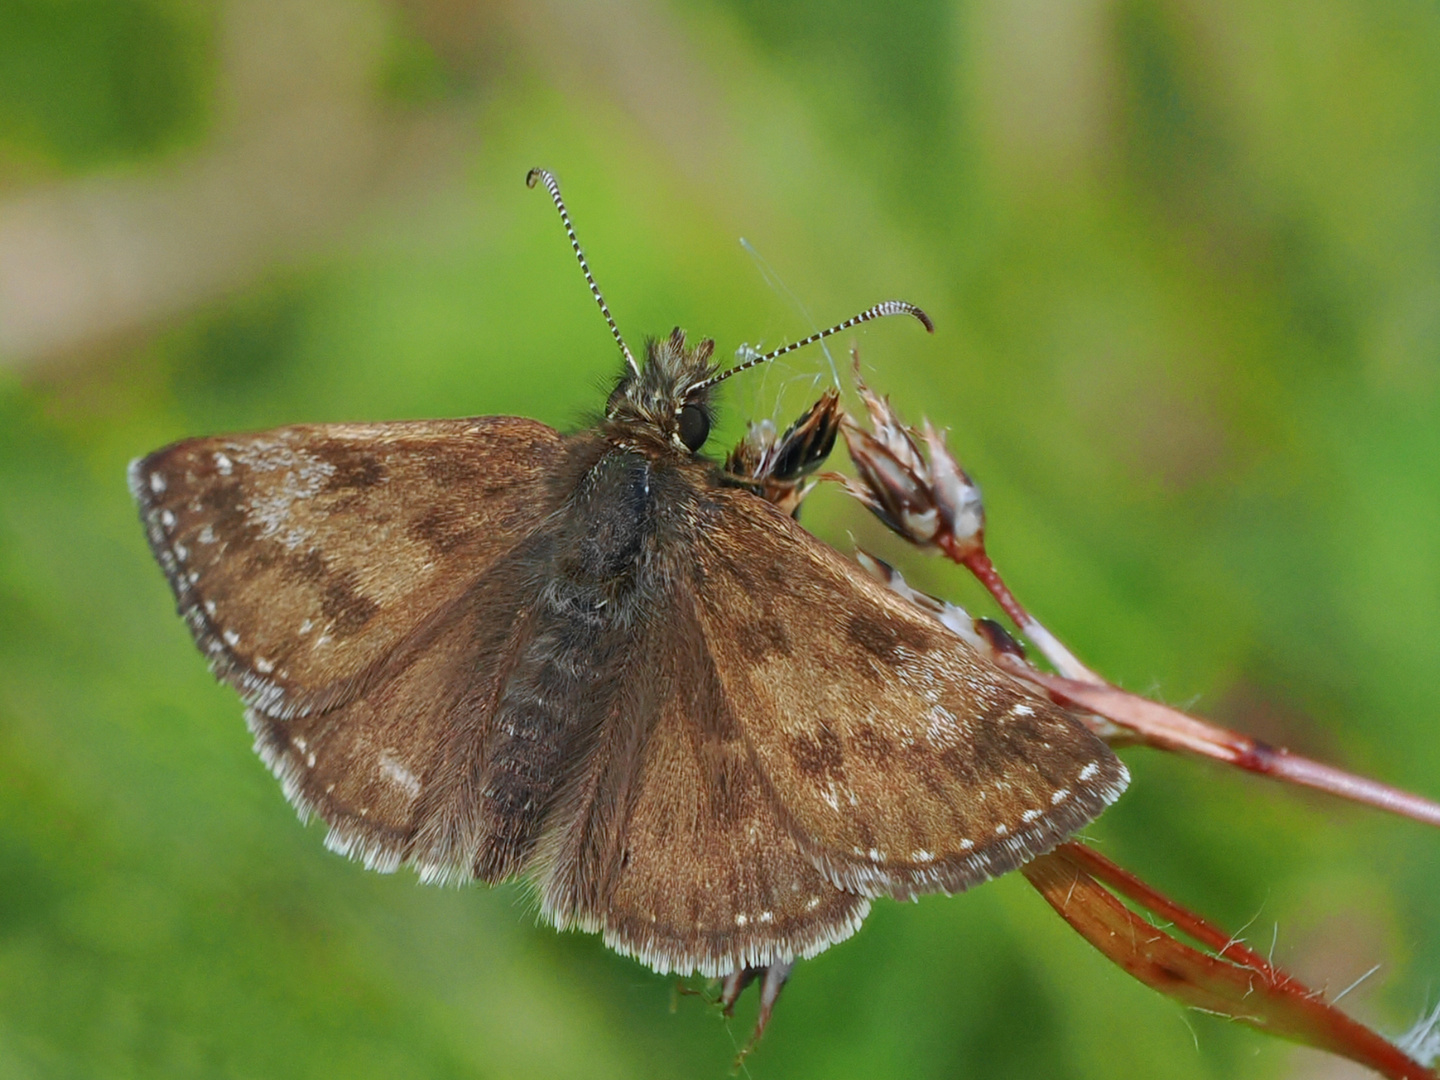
[840,359,985,555]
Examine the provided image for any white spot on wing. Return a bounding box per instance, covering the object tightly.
[1078,762,1100,782]
[735,913,748,927]
[234,439,336,549]
[378,751,421,801]
[1051,787,1070,804]
[222,629,240,647]
[1012,704,1034,717]
[214,452,233,475]
[150,472,166,493]
[926,704,960,744]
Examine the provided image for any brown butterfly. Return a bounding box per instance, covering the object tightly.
[131,168,1128,1029]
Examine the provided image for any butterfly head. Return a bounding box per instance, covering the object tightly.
[605,327,718,453]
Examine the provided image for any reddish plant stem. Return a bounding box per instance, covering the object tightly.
[1059,841,1292,979]
[941,535,1440,829]
[945,541,1105,684]
[949,544,1028,631]
[1026,844,1437,1080]
[1012,668,1440,829]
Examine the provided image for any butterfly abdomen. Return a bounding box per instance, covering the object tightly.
[475,591,630,881]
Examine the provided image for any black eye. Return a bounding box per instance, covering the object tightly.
[677,402,710,451]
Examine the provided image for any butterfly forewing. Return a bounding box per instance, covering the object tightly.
[690,489,1129,901]
[131,418,565,719]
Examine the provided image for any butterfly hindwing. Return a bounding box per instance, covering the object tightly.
[243,533,553,880]
[532,583,868,977]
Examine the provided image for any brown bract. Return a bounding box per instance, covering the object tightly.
[722,389,841,517]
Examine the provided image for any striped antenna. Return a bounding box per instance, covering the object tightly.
[527,168,638,376]
[694,300,934,390]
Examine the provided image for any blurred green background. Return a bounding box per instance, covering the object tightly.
[2,0,1439,1077]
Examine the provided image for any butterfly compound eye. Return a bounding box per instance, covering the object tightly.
[678,403,711,451]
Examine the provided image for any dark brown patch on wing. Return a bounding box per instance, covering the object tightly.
[200,480,249,540]
[410,506,479,556]
[851,723,893,764]
[787,724,846,784]
[739,620,793,662]
[318,447,387,491]
[321,573,379,636]
[845,610,935,661]
[288,550,327,584]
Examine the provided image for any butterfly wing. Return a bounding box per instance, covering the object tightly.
[135,419,1125,972]
[243,531,557,880]
[134,417,575,880]
[131,417,565,719]
[688,488,1129,901]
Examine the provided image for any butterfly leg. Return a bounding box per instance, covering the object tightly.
[721,958,796,1061]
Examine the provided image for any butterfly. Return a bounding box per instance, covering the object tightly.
[131,167,1128,1028]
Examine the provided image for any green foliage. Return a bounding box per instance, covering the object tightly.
[2,1,1438,1077]
[0,0,212,173]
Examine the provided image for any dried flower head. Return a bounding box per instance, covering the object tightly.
[839,361,984,558]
